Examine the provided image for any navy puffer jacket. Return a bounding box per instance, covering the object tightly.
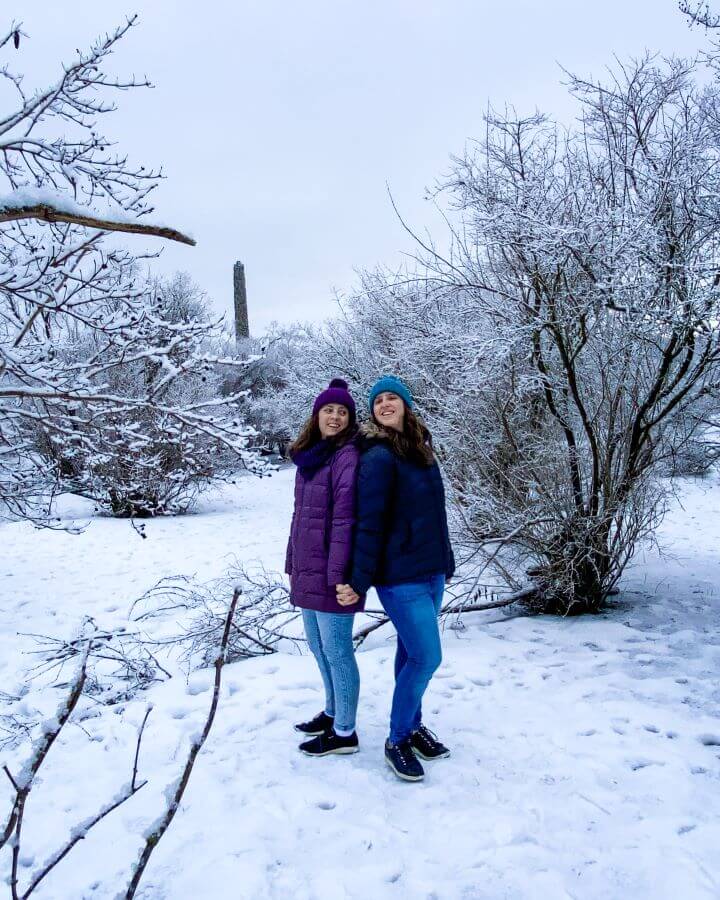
[348,423,455,596]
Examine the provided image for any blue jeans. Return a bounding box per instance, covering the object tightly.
[376,573,445,744]
[302,609,359,733]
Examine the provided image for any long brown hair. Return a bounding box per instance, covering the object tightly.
[289,412,356,455]
[371,405,434,466]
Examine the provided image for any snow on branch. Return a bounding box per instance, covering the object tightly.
[0,198,195,245]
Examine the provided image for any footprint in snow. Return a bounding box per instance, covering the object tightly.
[665,730,679,739]
[628,758,664,771]
[678,824,697,835]
[698,733,720,747]
[317,800,336,810]
[278,681,316,691]
[469,677,493,687]
[643,724,660,734]
[578,729,598,737]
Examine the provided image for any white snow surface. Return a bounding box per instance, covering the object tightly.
[1,469,720,899]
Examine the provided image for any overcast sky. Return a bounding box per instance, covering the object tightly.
[10,1,709,332]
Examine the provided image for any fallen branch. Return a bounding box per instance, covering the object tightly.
[123,587,241,899]
[352,584,539,646]
[0,203,196,246]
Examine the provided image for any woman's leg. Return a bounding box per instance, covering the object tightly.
[377,577,443,744]
[302,608,335,718]
[411,574,445,730]
[394,635,408,681]
[315,612,359,734]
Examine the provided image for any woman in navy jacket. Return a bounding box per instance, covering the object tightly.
[337,375,455,782]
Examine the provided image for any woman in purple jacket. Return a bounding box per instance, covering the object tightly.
[285,378,363,757]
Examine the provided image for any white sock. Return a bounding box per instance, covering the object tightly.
[334,726,354,737]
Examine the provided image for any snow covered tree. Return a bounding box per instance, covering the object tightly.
[0,18,264,523]
[422,58,720,611]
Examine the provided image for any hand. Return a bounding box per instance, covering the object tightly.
[336,584,360,606]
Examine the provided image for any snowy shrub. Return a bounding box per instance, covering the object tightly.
[32,272,265,517]
[132,565,299,666]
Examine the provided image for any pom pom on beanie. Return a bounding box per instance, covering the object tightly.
[312,378,356,422]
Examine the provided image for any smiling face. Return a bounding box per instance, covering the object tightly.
[373,391,405,432]
[318,403,350,439]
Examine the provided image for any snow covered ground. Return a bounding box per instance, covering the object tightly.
[1,469,720,899]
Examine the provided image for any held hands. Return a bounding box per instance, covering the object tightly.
[336,584,360,607]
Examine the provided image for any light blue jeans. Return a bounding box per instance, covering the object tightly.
[302,609,359,733]
[376,573,444,744]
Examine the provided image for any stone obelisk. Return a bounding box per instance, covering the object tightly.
[233,261,249,342]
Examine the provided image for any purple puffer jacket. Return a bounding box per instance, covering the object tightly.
[285,442,363,614]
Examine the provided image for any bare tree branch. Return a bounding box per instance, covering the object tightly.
[0,203,195,245]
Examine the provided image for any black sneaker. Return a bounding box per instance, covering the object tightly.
[410,725,451,760]
[384,738,425,782]
[294,711,334,736]
[299,729,359,756]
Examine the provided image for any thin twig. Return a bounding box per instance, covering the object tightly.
[19,708,153,898]
[1,638,92,852]
[123,588,241,899]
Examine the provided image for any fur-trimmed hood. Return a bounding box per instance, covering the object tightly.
[359,420,390,441]
[358,419,432,455]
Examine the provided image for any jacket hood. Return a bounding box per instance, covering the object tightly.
[359,419,432,445]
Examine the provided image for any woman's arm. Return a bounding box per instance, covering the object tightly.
[348,447,395,596]
[285,472,299,576]
[327,449,359,585]
[284,532,294,576]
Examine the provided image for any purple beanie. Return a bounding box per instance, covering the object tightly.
[312,378,356,422]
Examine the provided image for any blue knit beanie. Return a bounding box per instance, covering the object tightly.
[368,375,413,412]
[312,378,356,423]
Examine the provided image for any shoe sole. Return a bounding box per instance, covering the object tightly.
[300,745,359,757]
[412,748,451,761]
[385,755,424,781]
[294,727,327,736]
